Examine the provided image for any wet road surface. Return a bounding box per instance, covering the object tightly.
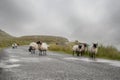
[0,46,120,80]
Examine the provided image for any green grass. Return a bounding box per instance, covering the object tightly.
[49,43,73,54]
[49,43,120,60]
[97,45,120,60]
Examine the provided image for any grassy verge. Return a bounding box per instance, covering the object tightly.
[49,43,120,60]
[49,43,73,54]
[97,45,120,60]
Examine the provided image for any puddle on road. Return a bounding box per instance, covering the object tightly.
[8,59,20,62]
[64,57,95,62]
[21,58,40,62]
[4,64,20,68]
[109,61,120,67]
[64,57,120,67]
[0,62,20,69]
[64,57,80,60]
[95,59,120,67]
[20,57,53,62]
[9,55,19,58]
[0,58,21,69]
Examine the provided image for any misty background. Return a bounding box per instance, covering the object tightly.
[0,0,120,50]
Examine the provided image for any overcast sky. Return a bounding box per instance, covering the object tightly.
[0,0,120,49]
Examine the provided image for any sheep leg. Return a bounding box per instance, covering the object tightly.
[80,51,83,56]
[42,50,45,56]
[31,50,33,54]
[39,50,42,56]
[44,50,47,55]
[33,50,35,54]
[91,53,94,59]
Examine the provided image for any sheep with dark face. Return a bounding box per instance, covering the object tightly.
[72,43,87,56]
[72,43,98,59]
[12,43,18,49]
[88,43,98,59]
[37,42,48,55]
[28,41,48,56]
[28,42,37,54]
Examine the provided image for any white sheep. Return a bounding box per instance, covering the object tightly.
[28,42,49,56]
[12,43,18,49]
[72,44,86,56]
[88,43,98,59]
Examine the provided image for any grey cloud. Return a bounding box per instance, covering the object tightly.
[0,0,34,29]
[0,0,120,49]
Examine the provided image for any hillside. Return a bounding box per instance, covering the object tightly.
[19,35,69,44]
[0,29,13,39]
[0,29,69,47]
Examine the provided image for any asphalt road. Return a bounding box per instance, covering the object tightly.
[0,46,120,80]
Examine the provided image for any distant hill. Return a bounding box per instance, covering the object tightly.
[0,29,13,39]
[19,35,69,44]
[0,29,69,47]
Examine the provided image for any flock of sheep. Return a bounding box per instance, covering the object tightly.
[72,43,98,59]
[12,41,98,59]
[28,41,49,56]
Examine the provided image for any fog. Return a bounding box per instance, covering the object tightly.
[0,0,120,49]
